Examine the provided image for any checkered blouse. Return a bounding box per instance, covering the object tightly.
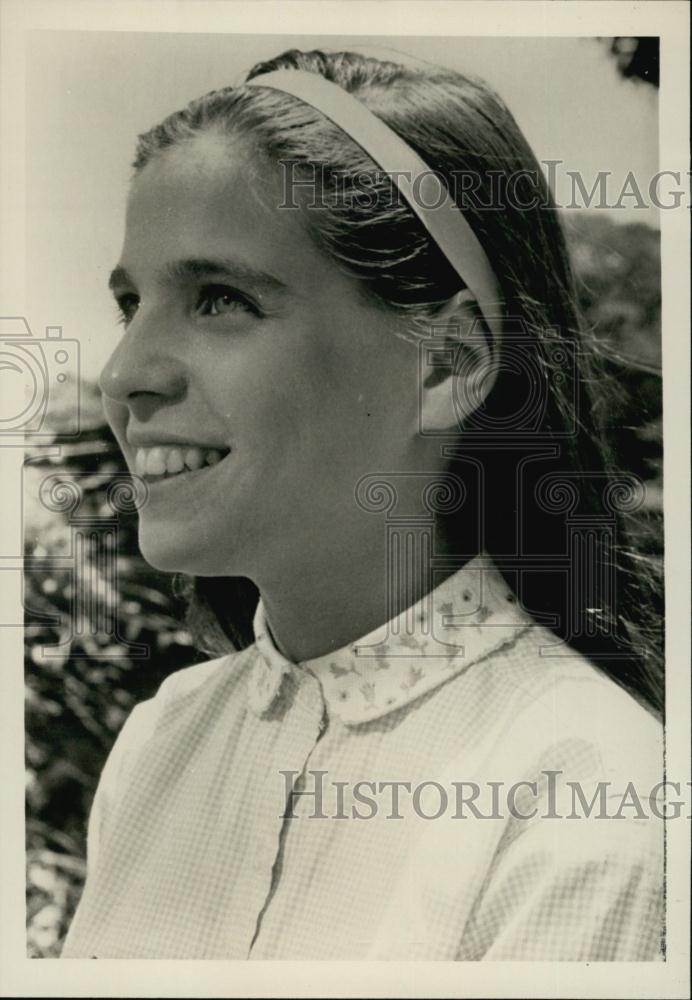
[61,553,664,960]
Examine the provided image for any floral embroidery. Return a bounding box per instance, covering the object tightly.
[359,681,376,703]
[329,661,359,678]
[400,665,424,690]
[250,552,529,724]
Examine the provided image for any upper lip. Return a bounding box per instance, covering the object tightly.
[126,431,229,450]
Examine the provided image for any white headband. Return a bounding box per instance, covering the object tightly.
[245,69,503,349]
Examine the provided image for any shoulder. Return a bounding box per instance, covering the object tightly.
[150,646,252,707]
[105,645,257,780]
[437,630,664,960]
[82,645,257,877]
[466,622,662,789]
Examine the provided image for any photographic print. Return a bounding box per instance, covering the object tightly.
[1,2,689,997]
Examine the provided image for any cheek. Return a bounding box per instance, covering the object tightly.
[102,398,129,445]
[203,324,414,472]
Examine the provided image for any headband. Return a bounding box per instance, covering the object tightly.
[245,69,503,350]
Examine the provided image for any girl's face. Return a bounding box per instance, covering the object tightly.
[101,133,426,579]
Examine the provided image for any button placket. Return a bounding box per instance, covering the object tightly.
[245,669,326,956]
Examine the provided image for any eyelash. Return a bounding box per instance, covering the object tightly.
[197,284,260,318]
[114,284,261,327]
[115,293,139,326]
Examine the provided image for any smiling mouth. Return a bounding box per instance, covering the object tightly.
[133,445,231,482]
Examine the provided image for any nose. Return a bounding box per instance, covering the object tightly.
[99,317,186,416]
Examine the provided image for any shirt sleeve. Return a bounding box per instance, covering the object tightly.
[456,809,665,961]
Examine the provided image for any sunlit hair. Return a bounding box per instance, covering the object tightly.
[132,48,664,716]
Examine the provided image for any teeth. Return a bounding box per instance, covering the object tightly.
[185,448,204,471]
[146,447,166,476]
[132,445,228,478]
[166,449,184,475]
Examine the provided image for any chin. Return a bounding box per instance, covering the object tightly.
[137,524,230,577]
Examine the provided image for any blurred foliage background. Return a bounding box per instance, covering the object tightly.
[24,406,206,956]
[24,210,664,956]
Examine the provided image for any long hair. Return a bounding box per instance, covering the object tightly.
[132,48,663,716]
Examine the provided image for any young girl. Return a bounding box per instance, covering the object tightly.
[62,48,664,960]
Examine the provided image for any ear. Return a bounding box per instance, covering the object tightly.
[418,290,499,434]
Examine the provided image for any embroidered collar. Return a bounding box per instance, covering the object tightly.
[249,551,532,725]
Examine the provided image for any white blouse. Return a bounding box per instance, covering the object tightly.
[62,553,664,960]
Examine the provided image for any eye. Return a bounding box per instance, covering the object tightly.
[115,293,140,326]
[196,284,259,318]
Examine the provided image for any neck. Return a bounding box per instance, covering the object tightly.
[255,517,474,664]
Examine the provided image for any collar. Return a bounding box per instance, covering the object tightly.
[248,551,533,725]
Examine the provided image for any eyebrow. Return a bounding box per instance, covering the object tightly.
[108,256,290,297]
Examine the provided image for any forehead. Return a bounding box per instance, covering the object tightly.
[131,130,270,200]
[123,132,314,270]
